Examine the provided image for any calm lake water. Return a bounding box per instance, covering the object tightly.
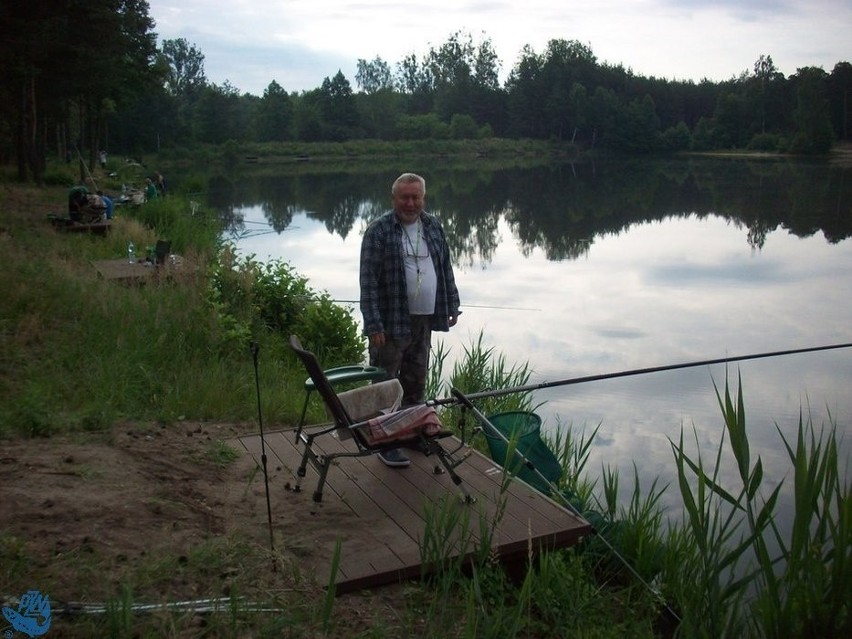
[203,156,852,517]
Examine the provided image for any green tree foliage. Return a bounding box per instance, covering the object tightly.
[316,71,359,140]
[789,67,835,154]
[396,114,450,140]
[747,55,784,134]
[255,81,293,142]
[292,91,324,142]
[608,95,662,152]
[4,9,846,158]
[711,91,747,149]
[662,121,692,151]
[0,0,158,181]
[398,31,506,133]
[826,62,852,141]
[355,90,403,139]
[395,52,434,114]
[153,37,208,146]
[507,39,601,141]
[506,46,547,138]
[160,38,207,99]
[450,114,479,139]
[193,82,247,144]
[355,56,394,94]
[587,86,619,149]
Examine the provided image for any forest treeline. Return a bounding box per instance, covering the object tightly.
[2,1,851,183]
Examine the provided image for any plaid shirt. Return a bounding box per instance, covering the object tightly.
[360,210,460,339]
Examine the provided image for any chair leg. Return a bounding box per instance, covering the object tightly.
[313,460,331,503]
[295,390,312,442]
[292,433,315,493]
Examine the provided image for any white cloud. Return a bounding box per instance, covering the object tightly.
[148,0,852,95]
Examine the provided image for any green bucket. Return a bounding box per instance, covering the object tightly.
[483,411,562,494]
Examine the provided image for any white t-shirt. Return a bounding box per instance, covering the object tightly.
[401,219,437,315]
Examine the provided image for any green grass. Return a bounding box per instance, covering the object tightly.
[206,440,241,466]
[0,184,337,437]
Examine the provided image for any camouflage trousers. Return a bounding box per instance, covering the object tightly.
[369,315,432,406]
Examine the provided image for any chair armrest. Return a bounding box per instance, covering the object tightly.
[304,365,386,391]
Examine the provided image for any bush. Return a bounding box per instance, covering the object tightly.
[662,122,692,151]
[747,133,782,151]
[209,247,364,364]
[450,114,479,140]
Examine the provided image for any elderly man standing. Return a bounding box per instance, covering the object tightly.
[360,173,462,467]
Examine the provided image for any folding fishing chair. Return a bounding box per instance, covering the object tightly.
[288,335,474,503]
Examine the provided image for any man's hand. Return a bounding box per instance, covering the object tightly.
[369,332,386,347]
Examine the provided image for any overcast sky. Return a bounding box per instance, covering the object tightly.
[148,0,852,96]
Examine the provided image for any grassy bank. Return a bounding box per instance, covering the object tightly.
[0,171,364,437]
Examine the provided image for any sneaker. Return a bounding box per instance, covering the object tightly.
[378,448,410,468]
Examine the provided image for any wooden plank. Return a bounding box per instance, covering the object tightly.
[93,259,158,282]
[232,426,592,594]
[241,431,426,583]
[92,257,193,283]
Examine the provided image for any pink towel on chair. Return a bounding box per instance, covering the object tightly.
[364,404,442,444]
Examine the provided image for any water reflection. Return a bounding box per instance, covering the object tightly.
[213,157,851,260]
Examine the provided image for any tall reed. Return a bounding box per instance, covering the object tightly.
[665,373,850,637]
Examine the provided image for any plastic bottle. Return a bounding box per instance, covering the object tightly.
[128,241,135,263]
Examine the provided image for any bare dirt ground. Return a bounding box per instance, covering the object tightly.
[1,421,402,636]
[2,421,252,593]
[2,422,262,592]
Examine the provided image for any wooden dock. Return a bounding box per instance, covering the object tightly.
[233,427,592,594]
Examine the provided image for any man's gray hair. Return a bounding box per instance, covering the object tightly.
[392,172,426,195]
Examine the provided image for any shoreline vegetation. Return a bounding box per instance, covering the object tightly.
[160,137,852,166]
[1,159,848,637]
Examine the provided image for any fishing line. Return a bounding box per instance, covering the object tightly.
[330,299,540,311]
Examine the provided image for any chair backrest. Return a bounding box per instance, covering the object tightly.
[289,335,355,429]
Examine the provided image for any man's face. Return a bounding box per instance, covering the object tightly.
[392,182,425,224]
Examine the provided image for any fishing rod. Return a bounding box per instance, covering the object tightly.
[250,341,276,571]
[331,299,541,312]
[432,341,852,405]
[450,387,682,624]
[72,144,99,192]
